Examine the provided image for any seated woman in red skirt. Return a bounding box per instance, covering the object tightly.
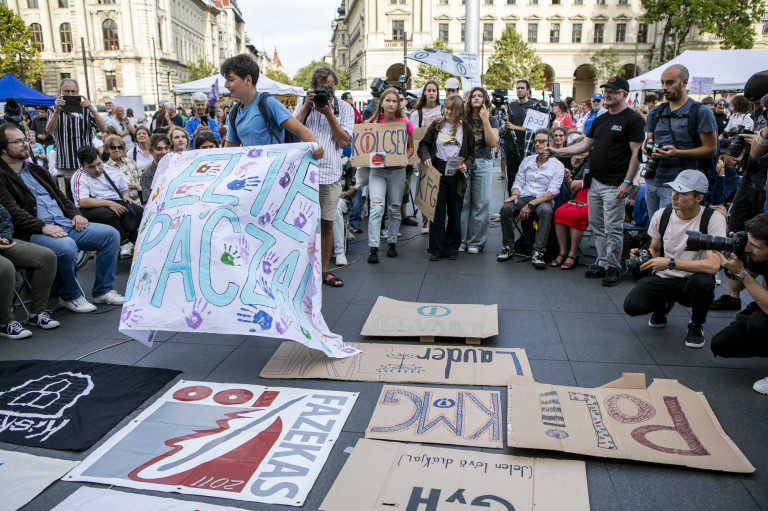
[552,145,590,270]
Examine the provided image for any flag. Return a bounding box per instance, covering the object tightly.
[208,79,219,107]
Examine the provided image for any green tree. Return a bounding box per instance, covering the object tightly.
[590,48,622,83]
[264,68,295,85]
[292,60,348,90]
[413,38,455,88]
[483,26,544,90]
[186,57,216,81]
[0,4,44,86]
[641,0,766,62]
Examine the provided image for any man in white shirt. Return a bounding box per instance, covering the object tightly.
[105,106,135,151]
[72,145,143,258]
[498,129,564,268]
[623,169,726,349]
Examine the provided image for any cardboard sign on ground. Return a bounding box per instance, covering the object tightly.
[366,385,503,448]
[351,122,408,167]
[507,373,755,473]
[319,439,590,511]
[260,341,532,386]
[361,297,498,343]
[413,164,441,222]
[408,127,429,164]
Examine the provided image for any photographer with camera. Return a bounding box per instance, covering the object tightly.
[503,80,541,191]
[643,64,718,218]
[709,213,768,394]
[623,170,726,348]
[363,78,388,122]
[293,66,354,288]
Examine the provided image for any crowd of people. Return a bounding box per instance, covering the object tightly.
[1,53,767,394]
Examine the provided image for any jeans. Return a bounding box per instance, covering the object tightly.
[500,197,554,254]
[30,223,120,300]
[461,158,493,249]
[711,303,768,358]
[644,179,674,219]
[368,167,406,248]
[349,190,362,225]
[80,200,143,244]
[429,173,463,256]
[0,240,57,323]
[333,198,349,256]
[623,273,715,325]
[588,179,627,270]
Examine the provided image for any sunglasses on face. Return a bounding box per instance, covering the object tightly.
[110,146,124,150]
[533,139,548,145]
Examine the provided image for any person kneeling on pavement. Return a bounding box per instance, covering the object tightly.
[0,123,124,313]
[623,170,725,348]
[710,213,768,395]
[72,146,143,259]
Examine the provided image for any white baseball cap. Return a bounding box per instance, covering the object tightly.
[445,78,460,90]
[665,169,709,194]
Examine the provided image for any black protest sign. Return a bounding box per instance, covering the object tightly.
[0,360,179,451]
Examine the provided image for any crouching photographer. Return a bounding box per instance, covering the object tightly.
[623,170,726,348]
[710,213,768,394]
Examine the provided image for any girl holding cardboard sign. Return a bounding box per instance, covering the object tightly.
[418,95,476,261]
[364,89,415,263]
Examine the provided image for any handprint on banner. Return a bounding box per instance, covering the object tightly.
[137,266,157,296]
[226,176,261,192]
[156,201,166,214]
[301,295,312,317]
[175,183,204,196]
[139,211,155,234]
[279,163,296,189]
[220,244,242,266]
[262,251,279,274]
[121,303,143,327]
[233,161,258,178]
[308,167,317,185]
[257,202,278,227]
[260,277,275,300]
[237,234,250,260]
[183,298,210,330]
[247,147,263,159]
[292,202,313,229]
[300,326,312,339]
[170,213,184,230]
[237,305,273,332]
[275,310,293,335]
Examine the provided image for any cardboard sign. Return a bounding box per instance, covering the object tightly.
[351,122,408,167]
[507,373,755,473]
[120,145,358,359]
[0,450,79,511]
[522,108,550,131]
[366,385,503,448]
[66,380,358,506]
[690,76,714,95]
[260,341,532,386]
[408,126,429,164]
[413,164,441,222]
[361,297,498,341]
[319,439,590,511]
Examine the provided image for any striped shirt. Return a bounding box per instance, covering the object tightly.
[49,106,97,170]
[297,97,354,185]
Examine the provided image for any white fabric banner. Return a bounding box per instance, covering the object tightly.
[119,144,359,358]
[458,51,482,91]
[65,380,358,507]
[0,450,79,511]
[52,487,243,511]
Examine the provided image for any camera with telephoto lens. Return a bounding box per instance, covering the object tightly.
[685,230,748,259]
[311,86,331,109]
[625,249,652,272]
[370,78,388,97]
[726,126,754,157]
[491,89,508,108]
[3,99,24,129]
[641,141,663,180]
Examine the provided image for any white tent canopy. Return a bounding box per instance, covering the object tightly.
[173,73,304,95]
[628,50,768,92]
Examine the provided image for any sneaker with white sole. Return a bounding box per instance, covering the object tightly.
[119,242,134,259]
[380,229,389,239]
[346,230,355,241]
[497,246,513,261]
[335,253,348,266]
[93,290,125,305]
[59,296,97,313]
[421,227,429,235]
[29,312,60,330]
[753,377,768,395]
[467,246,480,254]
[0,321,32,339]
[531,252,546,269]
[458,244,467,252]
[685,322,706,349]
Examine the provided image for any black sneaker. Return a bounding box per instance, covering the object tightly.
[585,264,607,279]
[368,247,379,264]
[602,266,620,287]
[28,312,60,330]
[685,322,705,348]
[429,253,441,261]
[649,312,667,328]
[387,243,398,257]
[531,252,546,269]
[0,321,32,340]
[497,246,513,262]
[710,294,741,310]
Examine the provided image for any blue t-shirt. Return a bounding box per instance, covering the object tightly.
[225,92,293,147]
[645,98,717,181]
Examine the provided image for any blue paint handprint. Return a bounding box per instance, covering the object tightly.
[237,305,273,332]
[262,251,279,274]
[292,202,313,229]
[227,175,261,192]
[260,277,275,300]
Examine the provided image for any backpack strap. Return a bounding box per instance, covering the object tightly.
[699,205,714,236]
[257,92,281,144]
[418,108,423,128]
[658,205,674,255]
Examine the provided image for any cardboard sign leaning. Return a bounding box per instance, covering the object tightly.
[413,165,441,222]
[319,439,590,511]
[65,380,358,506]
[351,122,408,168]
[0,450,79,511]
[366,385,503,448]
[361,297,498,344]
[260,341,532,386]
[507,373,755,473]
[408,126,429,164]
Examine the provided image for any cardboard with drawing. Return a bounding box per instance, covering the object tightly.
[413,164,441,223]
[350,122,408,168]
[319,439,590,511]
[507,373,755,473]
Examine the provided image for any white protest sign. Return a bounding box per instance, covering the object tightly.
[522,108,550,131]
[458,51,482,91]
[690,77,714,95]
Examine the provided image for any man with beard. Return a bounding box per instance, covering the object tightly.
[503,80,541,190]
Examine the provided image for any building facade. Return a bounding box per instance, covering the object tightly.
[333,0,768,100]
[7,0,246,109]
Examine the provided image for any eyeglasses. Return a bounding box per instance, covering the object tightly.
[61,89,79,94]
[8,138,28,146]
[592,100,601,103]
[553,134,565,137]
[109,146,124,150]
[533,139,548,145]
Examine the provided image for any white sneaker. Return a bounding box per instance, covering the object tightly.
[754,377,768,395]
[93,290,125,305]
[421,227,429,235]
[467,246,480,254]
[59,296,97,313]
[0,321,32,340]
[335,253,348,266]
[346,230,355,241]
[119,242,134,259]
[380,229,389,238]
[458,244,467,252]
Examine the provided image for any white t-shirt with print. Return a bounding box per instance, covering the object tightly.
[71,166,129,207]
[435,122,463,161]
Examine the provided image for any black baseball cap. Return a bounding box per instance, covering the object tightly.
[600,76,630,93]
[743,70,768,103]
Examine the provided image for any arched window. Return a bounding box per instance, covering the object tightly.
[30,23,44,50]
[60,23,72,52]
[102,19,119,51]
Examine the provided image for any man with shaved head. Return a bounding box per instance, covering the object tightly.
[643,64,718,217]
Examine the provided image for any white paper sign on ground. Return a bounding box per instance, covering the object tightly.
[0,450,79,511]
[52,487,244,511]
[522,108,550,131]
[65,380,358,506]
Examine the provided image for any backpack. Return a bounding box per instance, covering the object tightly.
[230,92,301,144]
[658,204,714,255]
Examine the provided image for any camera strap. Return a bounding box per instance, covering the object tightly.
[658,205,714,254]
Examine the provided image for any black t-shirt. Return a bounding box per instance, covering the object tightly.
[714,113,728,135]
[587,107,645,186]
[470,116,499,160]
[507,99,538,150]
[746,257,768,278]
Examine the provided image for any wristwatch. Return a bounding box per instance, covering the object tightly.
[733,270,749,281]
[667,258,676,270]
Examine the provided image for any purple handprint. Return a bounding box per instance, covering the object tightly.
[234,161,258,178]
[301,295,313,317]
[279,163,296,189]
[292,202,313,229]
[308,167,317,184]
[262,250,279,274]
[156,201,166,213]
[247,147,263,158]
[121,303,142,327]
[257,202,278,227]
[237,234,250,261]
[183,298,210,330]
[275,311,293,335]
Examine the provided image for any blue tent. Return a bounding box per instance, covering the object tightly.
[0,74,56,106]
